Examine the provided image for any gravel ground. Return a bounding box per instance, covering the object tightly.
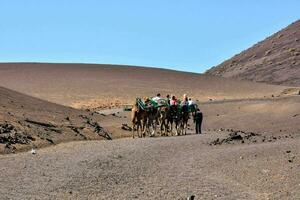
[0,134,299,200]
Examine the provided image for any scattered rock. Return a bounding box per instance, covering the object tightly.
[209,130,261,145]
[84,117,112,140]
[121,124,132,131]
[46,138,54,144]
[0,123,34,146]
[31,148,37,155]
[25,119,56,128]
[230,132,243,140]
[187,195,195,200]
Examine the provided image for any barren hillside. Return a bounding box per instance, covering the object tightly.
[0,86,110,153]
[206,20,300,86]
[0,63,289,108]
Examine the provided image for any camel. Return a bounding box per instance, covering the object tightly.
[131,101,146,138]
[144,106,157,137]
[167,105,181,136]
[179,105,190,135]
[158,106,169,136]
[131,99,157,138]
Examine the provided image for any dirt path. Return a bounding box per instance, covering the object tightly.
[0,134,299,200]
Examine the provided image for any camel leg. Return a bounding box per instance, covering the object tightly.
[160,122,164,136]
[163,120,167,136]
[143,120,148,137]
[152,120,156,137]
[132,123,135,138]
[137,123,140,138]
[175,122,178,136]
[166,122,170,136]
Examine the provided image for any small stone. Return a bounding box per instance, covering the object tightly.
[31,148,37,155]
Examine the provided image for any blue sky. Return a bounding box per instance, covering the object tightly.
[0,0,299,73]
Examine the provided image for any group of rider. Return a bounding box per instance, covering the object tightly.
[144,93,203,134]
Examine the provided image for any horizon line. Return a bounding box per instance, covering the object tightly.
[0,61,203,75]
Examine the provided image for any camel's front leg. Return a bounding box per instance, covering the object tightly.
[132,123,135,138]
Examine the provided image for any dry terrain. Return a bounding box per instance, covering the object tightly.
[0,63,290,108]
[0,86,112,154]
[0,134,299,200]
[206,20,300,86]
[0,63,299,199]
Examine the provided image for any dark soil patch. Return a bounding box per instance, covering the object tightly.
[0,122,35,147]
[210,130,261,145]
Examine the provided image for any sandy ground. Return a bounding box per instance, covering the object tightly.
[0,133,299,200]
[0,63,289,108]
[0,63,299,199]
[1,87,299,199]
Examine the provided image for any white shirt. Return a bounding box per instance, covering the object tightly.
[152,96,161,103]
[188,100,194,106]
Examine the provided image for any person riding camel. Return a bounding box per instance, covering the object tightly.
[170,95,177,106]
[181,94,188,106]
[144,97,152,109]
[152,93,162,106]
[169,95,178,116]
[166,94,171,105]
[181,94,189,113]
[188,98,197,113]
[188,98,194,106]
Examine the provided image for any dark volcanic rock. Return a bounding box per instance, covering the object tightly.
[121,124,132,131]
[0,123,34,146]
[210,130,261,145]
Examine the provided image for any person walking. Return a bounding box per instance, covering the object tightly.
[194,108,203,134]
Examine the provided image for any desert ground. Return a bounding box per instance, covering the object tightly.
[1,134,299,200]
[0,63,289,108]
[0,63,300,199]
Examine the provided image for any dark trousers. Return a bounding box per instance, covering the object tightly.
[195,114,203,134]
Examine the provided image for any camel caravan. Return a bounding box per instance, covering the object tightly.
[131,93,203,138]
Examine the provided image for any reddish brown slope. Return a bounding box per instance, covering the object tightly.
[206,20,300,86]
[0,86,110,153]
[0,63,288,108]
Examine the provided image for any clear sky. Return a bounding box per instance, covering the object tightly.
[0,0,299,73]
